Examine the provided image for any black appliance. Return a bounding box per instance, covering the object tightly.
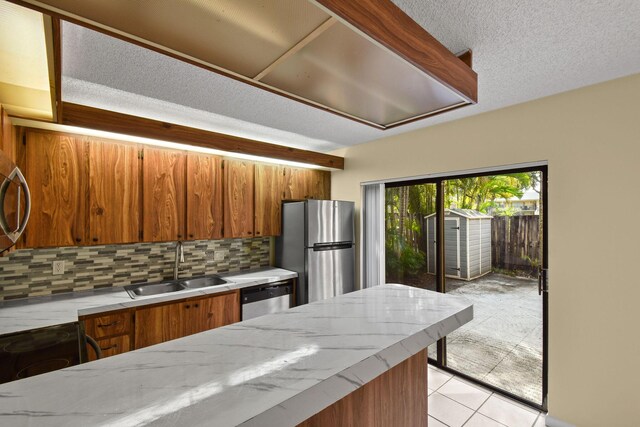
[0,322,99,385]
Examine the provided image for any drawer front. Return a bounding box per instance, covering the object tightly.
[88,335,130,361]
[84,312,132,339]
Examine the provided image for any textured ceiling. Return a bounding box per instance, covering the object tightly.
[61,0,640,152]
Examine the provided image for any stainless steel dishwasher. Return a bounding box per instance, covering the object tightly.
[241,281,293,320]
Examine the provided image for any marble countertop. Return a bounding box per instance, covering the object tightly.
[0,267,297,335]
[0,284,473,427]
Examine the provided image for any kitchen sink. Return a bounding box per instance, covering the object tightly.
[124,275,228,299]
[180,276,228,289]
[124,281,186,298]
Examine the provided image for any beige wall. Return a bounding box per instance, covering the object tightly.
[331,73,640,426]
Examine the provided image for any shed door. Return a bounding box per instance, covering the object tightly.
[445,217,461,278]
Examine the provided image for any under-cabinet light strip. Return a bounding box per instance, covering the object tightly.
[11,117,328,170]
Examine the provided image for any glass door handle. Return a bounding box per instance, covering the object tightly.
[538,269,548,295]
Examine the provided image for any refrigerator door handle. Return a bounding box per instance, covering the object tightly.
[312,242,353,251]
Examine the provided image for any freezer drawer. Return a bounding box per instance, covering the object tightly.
[307,245,355,303]
[241,282,293,320]
[306,200,354,246]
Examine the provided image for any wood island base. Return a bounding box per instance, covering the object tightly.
[298,349,428,427]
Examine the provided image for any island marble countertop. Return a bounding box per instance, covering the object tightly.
[0,267,297,335]
[0,284,473,427]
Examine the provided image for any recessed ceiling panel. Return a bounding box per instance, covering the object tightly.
[35,0,330,78]
[260,22,466,126]
[22,0,476,128]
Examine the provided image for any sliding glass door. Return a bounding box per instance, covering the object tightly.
[384,183,438,359]
[383,167,548,410]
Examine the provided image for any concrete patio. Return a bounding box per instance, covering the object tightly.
[421,273,543,404]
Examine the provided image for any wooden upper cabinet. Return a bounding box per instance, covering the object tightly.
[306,170,331,200]
[186,153,223,240]
[282,167,308,200]
[283,168,331,201]
[142,147,186,242]
[224,159,254,238]
[88,140,140,244]
[254,164,283,237]
[24,130,87,247]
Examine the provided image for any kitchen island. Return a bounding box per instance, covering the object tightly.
[0,284,472,426]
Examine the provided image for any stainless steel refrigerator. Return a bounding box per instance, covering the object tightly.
[276,200,355,306]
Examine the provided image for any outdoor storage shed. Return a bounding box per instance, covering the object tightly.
[425,208,492,280]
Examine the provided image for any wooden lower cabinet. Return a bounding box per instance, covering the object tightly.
[184,291,240,336]
[82,310,134,361]
[134,291,240,349]
[134,300,184,348]
[83,311,132,339]
[297,349,427,427]
[89,335,130,361]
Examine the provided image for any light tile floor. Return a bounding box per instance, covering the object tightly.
[428,364,546,427]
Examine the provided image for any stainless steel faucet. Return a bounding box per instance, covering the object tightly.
[174,241,184,280]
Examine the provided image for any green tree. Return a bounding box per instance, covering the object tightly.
[445,172,537,213]
[384,172,540,281]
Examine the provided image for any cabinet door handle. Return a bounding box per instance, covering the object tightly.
[194,303,199,308]
[100,344,118,351]
[185,304,190,309]
[97,321,121,328]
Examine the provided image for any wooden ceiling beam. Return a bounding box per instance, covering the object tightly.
[60,103,344,169]
[314,0,478,103]
[457,50,473,69]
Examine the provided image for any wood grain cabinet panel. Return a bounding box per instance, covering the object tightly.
[297,349,427,427]
[134,301,184,349]
[142,147,186,242]
[254,164,283,237]
[88,139,140,244]
[305,170,331,200]
[0,107,14,160]
[283,167,308,200]
[185,292,240,336]
[224,159,254,238]
[135,292,240,349]
[88,335,130,361]
[24,130,87,247]
[84,311,132,339]
[283,168,331,201]
[186,153,223,240]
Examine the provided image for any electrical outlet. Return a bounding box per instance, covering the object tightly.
[214,250,226,261]
[52,261,65,275]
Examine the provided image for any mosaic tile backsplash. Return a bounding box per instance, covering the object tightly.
[0,238,270,301]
